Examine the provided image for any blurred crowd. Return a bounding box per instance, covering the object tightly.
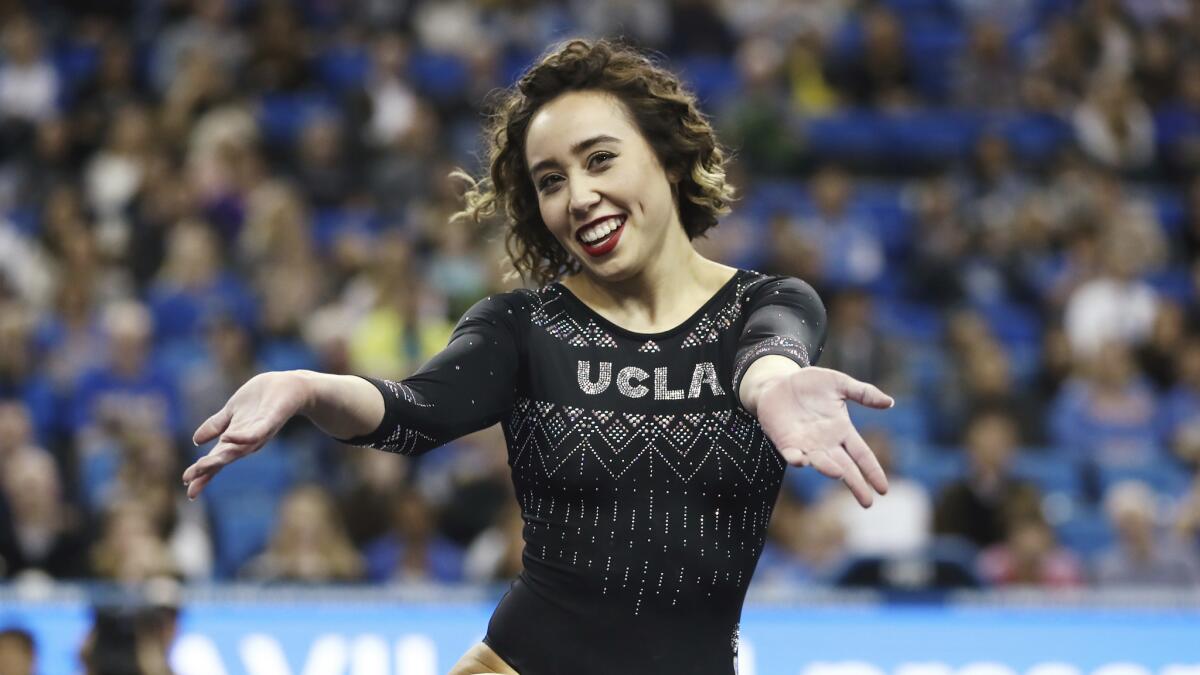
[1,0,1200,597]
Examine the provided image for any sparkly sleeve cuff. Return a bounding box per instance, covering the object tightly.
[335,376,440,455]
[731,336,812,401]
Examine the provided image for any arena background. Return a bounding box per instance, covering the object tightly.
[0,0,1198,673]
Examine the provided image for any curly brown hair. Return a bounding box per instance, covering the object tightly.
[455,38,736,286]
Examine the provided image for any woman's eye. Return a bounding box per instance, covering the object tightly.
[588,151,615,169]
[537,174,563,192]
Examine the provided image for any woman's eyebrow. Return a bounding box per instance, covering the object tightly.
[529,134,622,176]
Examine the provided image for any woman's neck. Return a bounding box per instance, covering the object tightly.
[563,231,734,332]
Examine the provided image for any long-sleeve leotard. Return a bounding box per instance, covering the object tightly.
[343,269,826,675]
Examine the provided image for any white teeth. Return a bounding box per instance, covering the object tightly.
[579,217,624,244]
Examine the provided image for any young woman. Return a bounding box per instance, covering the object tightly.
[182,39,894,675]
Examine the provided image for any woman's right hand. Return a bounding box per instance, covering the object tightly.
[182,371,311,500]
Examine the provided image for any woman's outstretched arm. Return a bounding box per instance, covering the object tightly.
[183,291,530,499]
[733,276,894,509]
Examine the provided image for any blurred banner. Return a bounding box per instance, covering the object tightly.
[3,591,1198,675]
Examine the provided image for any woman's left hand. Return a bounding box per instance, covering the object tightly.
[752,366,894,508]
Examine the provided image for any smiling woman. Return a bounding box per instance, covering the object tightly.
[183,38,894,675]
[456,39,735,287]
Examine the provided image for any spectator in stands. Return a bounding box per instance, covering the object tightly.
[90,498,180,582]
[961,134,1030,237]
[11,117,78,230]
[1132,23,1178,107]
[79,601,177,675]
[344,234,454,379]
[1073,74,1155,171]
[90,425,213,580]
[1028,18,1090,104]
[0,447,89,579]
[1077,0,1138,79]
[667,0,737,58]
[793,165,885,292]
[817,288,907,396]
[820,429,931,557]
[1155,57,1200,175]
[977,515,1085,587]
[363,486,465,583]
[246,0,312,94]
[719,37,800,176]
[1163,336,1200,468]
[147,218,256,349]
[292,114,356,210]
[934,410,1042,549]
[830,6,915,108]
[0,306,57,445]
[941,339,1045,445]
[1096,480,1200,585]
[761,211,820,281]
[182,315,258,439]
[1063,226,1161,360]
[151,0,247,96]
[72,36,145,156]
[242,484,363,583]
[757,489,846,584]
[83,103,158,250]
[339,450,410,549]
[71,301,181,440]
[0,14,59,127]
[1175,472,1200,550]
[906,175,968,307]
[464,499,525,583]
[0,628,35,675]
[1135,300,1186,393]
[1050,341,1164,467]
[953,22,1021,111]
[0,399,35,466]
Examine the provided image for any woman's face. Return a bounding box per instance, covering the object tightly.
[525,90,681,281]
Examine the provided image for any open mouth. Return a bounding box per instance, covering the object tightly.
[576,215,626,257]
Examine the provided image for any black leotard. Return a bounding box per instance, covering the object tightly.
[343,268,826,675]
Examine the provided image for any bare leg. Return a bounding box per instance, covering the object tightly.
[448,642,521,675]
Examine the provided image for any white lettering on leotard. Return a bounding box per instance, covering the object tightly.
[577,361,723,399]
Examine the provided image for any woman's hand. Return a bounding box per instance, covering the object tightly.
[182,371,311,500]
[750,365,894,508]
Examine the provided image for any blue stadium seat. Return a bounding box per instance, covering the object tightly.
[198,439,295,498]
[1145,266,1193,305]
[677,56,740,108]
[975,300,1043,346]
[1009,452,1082,498]
[898,448,965,494]
[804,112,890,162]
[316,46,370,93]
[886,110,983,164]
[53,42,100,94]
[408,50,468,102]
[873,299,944,342]
[209,492,280,578]
[1054,507,1115,560]
[851,397,930,444]
[257,92,339,145]
[1096,463,1193,499]
[1001,113,1073,164]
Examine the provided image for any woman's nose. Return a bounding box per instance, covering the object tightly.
[568,177,601,216]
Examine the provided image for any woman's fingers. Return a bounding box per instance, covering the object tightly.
[181,440,257,498]
[220,417,275,445]
[837,373,894,410]
[843,427,889,496]
[831,444,874,508]
[193,408,232,446]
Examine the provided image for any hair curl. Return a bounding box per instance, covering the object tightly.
[455,38,736,286]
